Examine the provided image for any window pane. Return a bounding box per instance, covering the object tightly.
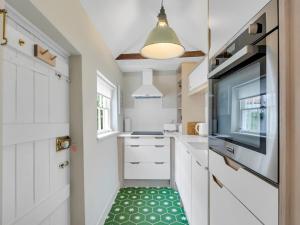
[241,109,261,133]
[97,74,114,134]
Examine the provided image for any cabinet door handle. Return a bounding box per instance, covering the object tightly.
[130,145,140,147]
[212,175,224,188]
[154,162,165,165]
[155,137,164,139]
[186,150,190,154]
[224,156,240,171]
[155,145,164,148]
[130,162,140,165]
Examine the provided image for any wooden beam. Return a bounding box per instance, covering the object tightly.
[115,50,205,60]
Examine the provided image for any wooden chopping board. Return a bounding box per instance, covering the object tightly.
[187,122,198,135]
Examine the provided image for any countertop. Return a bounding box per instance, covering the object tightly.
[118,132,208,166]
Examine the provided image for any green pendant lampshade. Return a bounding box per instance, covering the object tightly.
[141,3,185,60]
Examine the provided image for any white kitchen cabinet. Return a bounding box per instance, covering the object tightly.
[175,141,183,191]
[209,0,271,57]
[210,174,262,225]
[124,137,170,180]
[209,150,278,225]
[191,158,208,225]
[181,147,192,221]
[125,145,170,163]
[124,162,170,180]
[175,140,192,222]
[188,56,208,95]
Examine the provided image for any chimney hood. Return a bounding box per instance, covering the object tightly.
[132,69,163,98]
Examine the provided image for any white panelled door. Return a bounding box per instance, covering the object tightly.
[1,7,70,225]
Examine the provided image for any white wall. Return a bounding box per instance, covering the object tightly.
[123,71,177,131]
[5,0,124,225]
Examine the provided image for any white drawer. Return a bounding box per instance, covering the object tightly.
[125,145,170,163]
[210,174,262,225]
[125,137,170,146]
[209,150,278,225]
[124,162,170,180]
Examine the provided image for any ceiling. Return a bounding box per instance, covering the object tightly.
[80,0,207,71]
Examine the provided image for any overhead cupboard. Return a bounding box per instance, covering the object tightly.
[188,56,208,95]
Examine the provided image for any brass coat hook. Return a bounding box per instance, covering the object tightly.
[19,39,25,46]
[0,9,8,46]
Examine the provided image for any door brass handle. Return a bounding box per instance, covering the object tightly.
[212,175,224,188]
[0,9,8,46]
[224,156,241,171]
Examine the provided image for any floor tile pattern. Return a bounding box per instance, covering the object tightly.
[104,187,189,225]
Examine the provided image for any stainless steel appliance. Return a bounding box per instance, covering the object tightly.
[208,0,279,185]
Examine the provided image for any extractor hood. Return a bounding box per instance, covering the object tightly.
[132,69,163,98]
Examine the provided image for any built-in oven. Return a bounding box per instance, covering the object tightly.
[208,0,279,185]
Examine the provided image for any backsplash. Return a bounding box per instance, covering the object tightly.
[124,99,177,131]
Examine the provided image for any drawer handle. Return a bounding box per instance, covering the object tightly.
[224,156,240,171]
[154,162,165,165]
[130,145,140,147]
[155,137,164,139]
[130,162,140,165]
[212,175,224,188]
[131,137,140,139]
[196,161,202,167]
[155,145,165,148]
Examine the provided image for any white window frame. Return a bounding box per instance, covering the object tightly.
[97,71,116,136]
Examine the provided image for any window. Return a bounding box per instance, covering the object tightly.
[239,94,266,135]
[97,72,115,134]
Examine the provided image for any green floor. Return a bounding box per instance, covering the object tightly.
[104,187,189,225]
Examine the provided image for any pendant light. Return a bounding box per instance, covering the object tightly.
[140,0,185,60]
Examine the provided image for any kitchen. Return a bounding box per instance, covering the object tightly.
[0,0,299,225]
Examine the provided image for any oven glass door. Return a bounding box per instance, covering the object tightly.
[211,56,268,154]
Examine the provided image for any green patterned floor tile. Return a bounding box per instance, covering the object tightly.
[104,187,189,225]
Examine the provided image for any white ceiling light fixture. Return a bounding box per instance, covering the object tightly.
[140,0,185,60]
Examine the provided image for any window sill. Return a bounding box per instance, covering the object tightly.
[97,131,120,141]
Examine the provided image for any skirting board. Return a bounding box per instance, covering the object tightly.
[96,183,120,225]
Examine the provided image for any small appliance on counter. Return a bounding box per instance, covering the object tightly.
[195,123,208,136]
[163,123,177,132]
